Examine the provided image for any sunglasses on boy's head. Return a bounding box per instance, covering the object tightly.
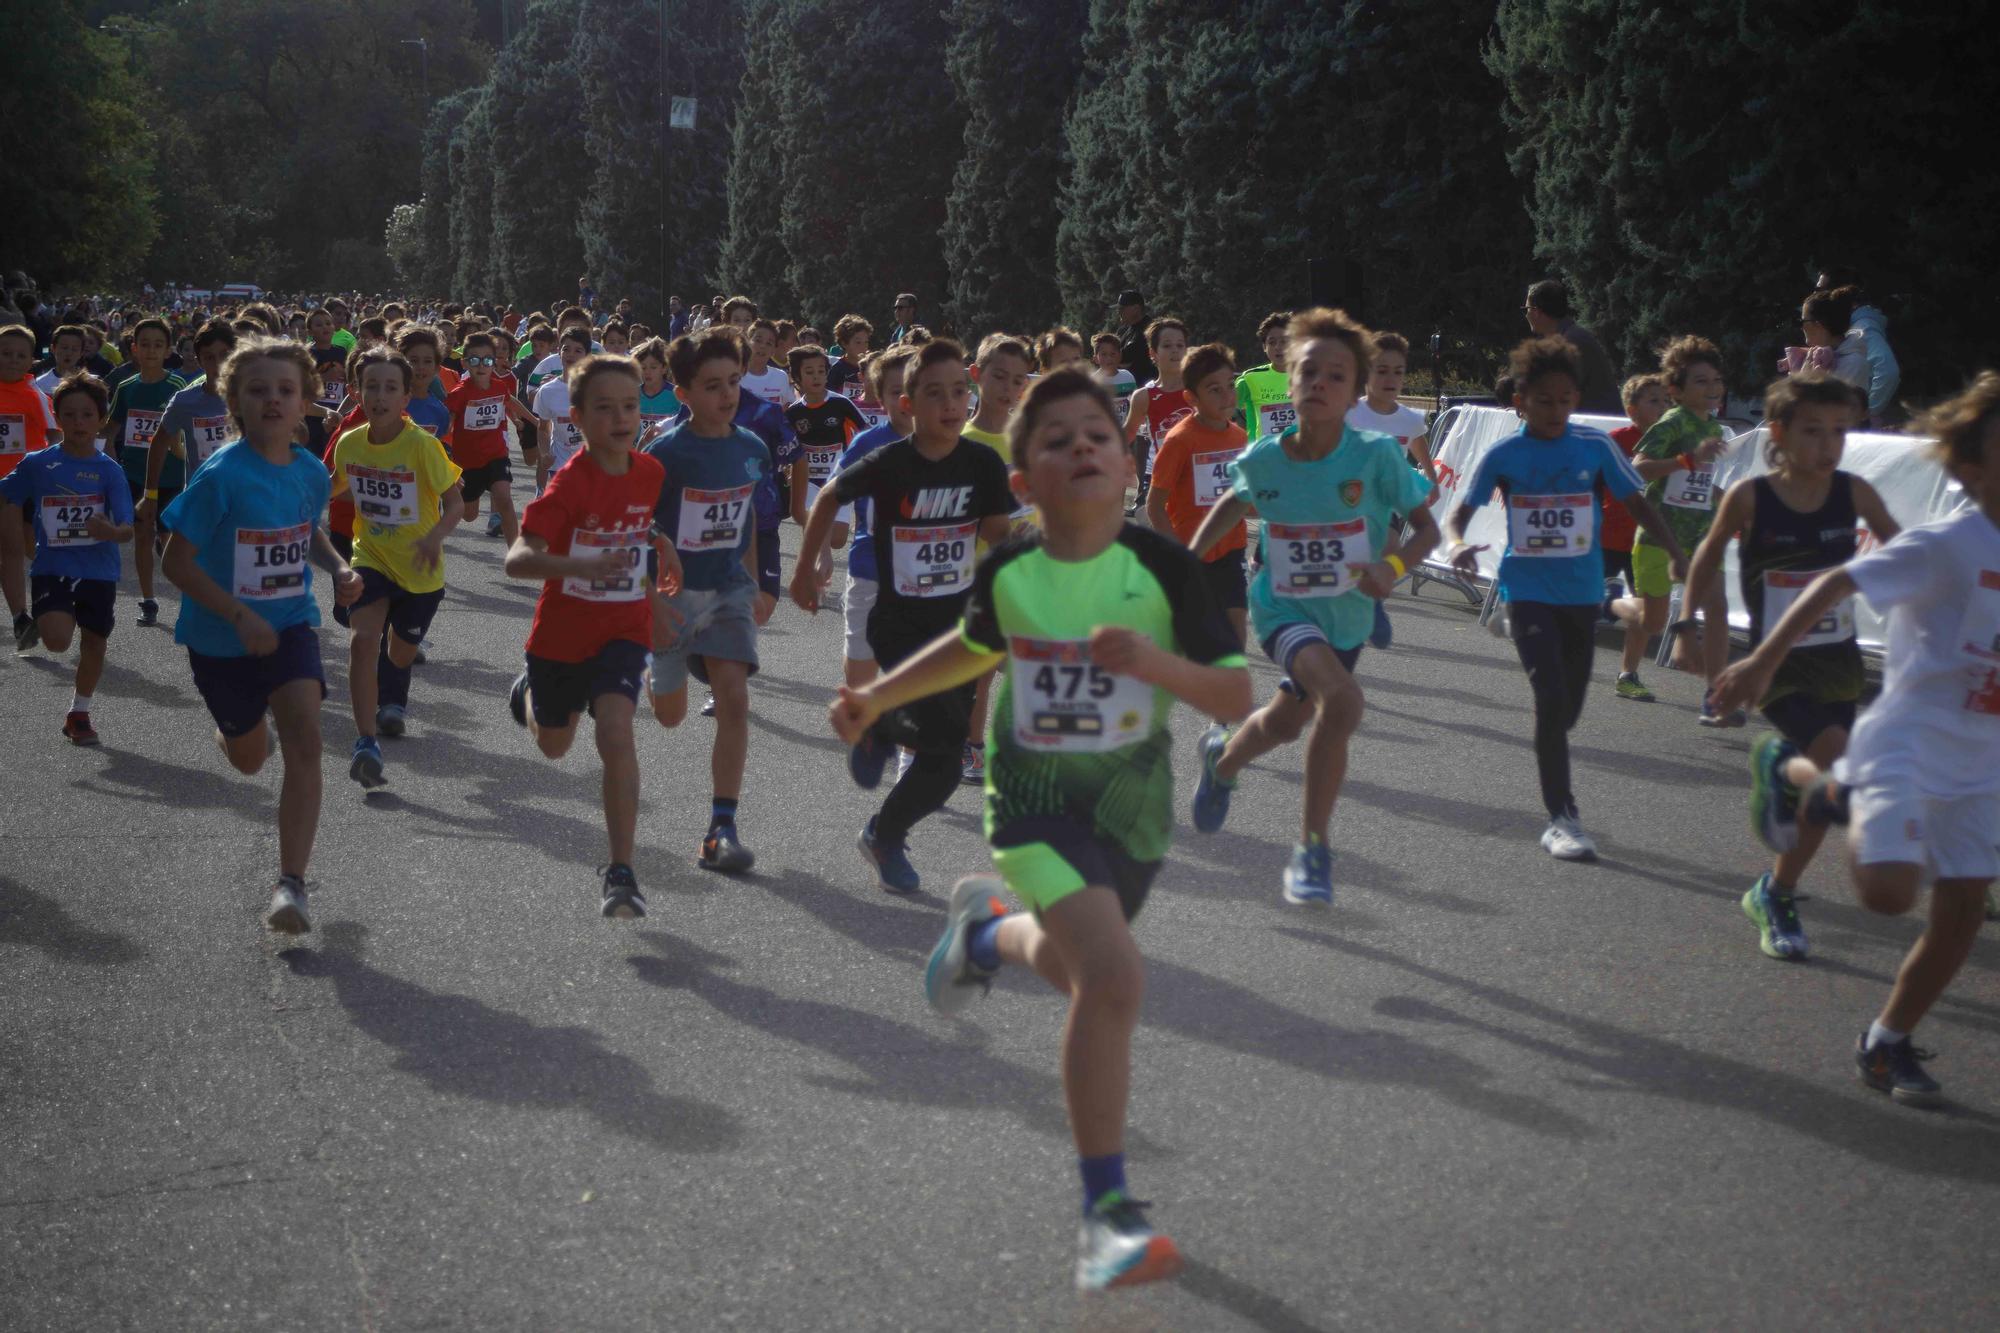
[466,355,498,367]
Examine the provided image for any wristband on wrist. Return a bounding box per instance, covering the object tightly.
[1385,553,1407,579]
[1678,453,1696,473]
[144,488,160,499]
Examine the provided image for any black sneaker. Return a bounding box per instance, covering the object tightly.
[13,612,38,656]
[137,598,160,627]
[1855,1033,1942,1107]
[508,672,529,728]
[600,863,646,920]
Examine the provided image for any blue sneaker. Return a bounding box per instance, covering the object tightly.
[349,736,387,789]
[1369,599,1393,650]
[1282,840,1333,907]
[925,875,1008,1014]
[857,818,920,894]
[1742,873,1808,959]
[699,824,756,874]
[1748,732,1801,853]
[848,732,891,790]
[375,704,406,738]
[1190,726,1236,834]
[486,511,503,537]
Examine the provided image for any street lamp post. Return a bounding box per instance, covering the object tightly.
[400,38,430,101]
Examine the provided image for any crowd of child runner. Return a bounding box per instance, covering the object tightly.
[1,285,1997,1294]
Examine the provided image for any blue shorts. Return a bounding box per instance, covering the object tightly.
[188,622,326,737]
[31,575,116,638]
[354,567,445,645]
[1262,622,1361,700]
[524,639,650,728]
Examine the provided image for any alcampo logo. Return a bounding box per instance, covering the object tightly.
[900,486,973,520]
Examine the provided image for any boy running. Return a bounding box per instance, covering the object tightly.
[1,324,59,651]
[833,347,917,688]
[843,369,1249,1290]
[1090,333,1137,424]
[152,321,242,485]
[111,318,187,626]
[534,328,595,487]
[1121,319,1192,516]
[1234,312,1292,438]
[1346,329,1433,650]
[1605,373,1670,700]
[1145,341,1250,676]
[444,331,532,544]
[961,333,1040,783]
[783,342,869,524]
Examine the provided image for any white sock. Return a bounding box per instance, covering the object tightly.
[70,691,91,715]
[1866,1020,1905,1050]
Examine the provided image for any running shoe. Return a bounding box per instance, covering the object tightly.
[486,511,503,537]
[1540,812,1597,861]
[375,704,406,738]
[924,874,1007,1015]
[699,691,717,718]
[265,876,311,935]
[508,672,529,727]
[960,741,985,786]
[136,598,159,627]
[1485,603,1510,639]
[1614,671,1655,702]
[1748,732,1801,853]
[857,818,920,895]
[1698,690,1747,728]
[600,863,647,919]
[1369,599,1393,650]
[699,824,756,874]
[1598,579,1623,625]
[412,638,429,666]
[1742,873,1808,960]
[1076,1192,1183,1292]
[1190,726,1236,833]
[13,612,38,656]
[61,711,99,747]
[349,736,387,788]
[847,731,891,790]
[1282,841,1334,907]
[1855,1033,1941,1106]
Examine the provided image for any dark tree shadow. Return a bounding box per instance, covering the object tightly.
[0,879,148,965]
[1179,1258,1334,1333]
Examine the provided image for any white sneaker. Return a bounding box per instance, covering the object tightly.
[1485,604,1511,639]
[895,747,916,782]
[1076,1194,1182,1292]
[1540,814,1597,861]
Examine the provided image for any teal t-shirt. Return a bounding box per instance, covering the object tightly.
[1230,426,1434,651]
[109,372,189,489]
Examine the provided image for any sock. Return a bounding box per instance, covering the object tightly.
[279,872,305,892]
[966,915,1005,972]
[1079,1153,1126,1215]
[1866,1020,1905,1051]
[709,797,738,834]
[70,691,91,715]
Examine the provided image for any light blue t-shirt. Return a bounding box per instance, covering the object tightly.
[160,441,331,657]
[1462,423,1643,606]
[407,394,450,441]
[1229,426,1433,651]
[643,423,771,592]
[0,444,135,582]
[157,379,236,474]
[835,422,901,582]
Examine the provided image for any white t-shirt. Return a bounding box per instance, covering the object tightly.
[1092,367,1137,418]
[530,345,602,387]
[532,378,584,473]
[741,364,794,412]
[33,369,64,395]
[1843,507,2000,797]
[1347,399,1428,453]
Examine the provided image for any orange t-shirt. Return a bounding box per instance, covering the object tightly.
[1149,414,1246,557]
[0,378,56,478]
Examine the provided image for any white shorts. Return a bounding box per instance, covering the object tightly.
[1848,782,2000,881]
[843,572,877,662]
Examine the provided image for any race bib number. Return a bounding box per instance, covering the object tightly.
[125,409,163,454]
[550,419,584,467]
[1265,518,1370,598]
[1958,570,2000,716]
[1762,568,1854,648]
[676,482,752,553]
[348,464,418,527]
[807,446,841,486]
[462,396,505,433]
[318,381,345,411]
[0,414,24,456]
[190,414,233,463]
[1193,450,1235,508]
[1258,402,1298,438]
[562,527,646,603]
[1661,461,1716,510]
[891,521,975,598]
[40,493,105,547]
[1008,636,1152,753]
[640,413,671,439]
[1507,493,1593,557]
[233,522,311,601]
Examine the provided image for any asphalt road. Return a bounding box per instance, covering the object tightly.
[5,520,1998,1332]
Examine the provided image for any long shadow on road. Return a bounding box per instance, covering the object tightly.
[0,878,148,966]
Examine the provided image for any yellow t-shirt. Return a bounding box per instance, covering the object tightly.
[331,421,463,594]
[963,423,1036,538]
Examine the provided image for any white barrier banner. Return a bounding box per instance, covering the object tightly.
[1422,406,1967,649]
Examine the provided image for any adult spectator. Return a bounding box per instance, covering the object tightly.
[667,295,690,338]
[1524,279,1620,413]
[888,292,919,345]
[1816,267,1900,422]
[1115,289,1156,387]
[613,297,635,328]
[578,274,596,313]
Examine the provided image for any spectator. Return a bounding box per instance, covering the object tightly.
[667,295,690,338]
[888,292,919,345]
[1114,289,1156,386]
[1816,267,1900,421]
[1523,279,1619,413]
[1787,288,1869,396]
[578,274,596,312]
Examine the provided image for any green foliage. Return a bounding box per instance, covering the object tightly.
[1052,0,1148,336]
[484,0,588,308]
[574,0,664,319]
[449,91,499,298]
[714,0,799,314]
[415,91,478,296]
[385,203,428,288]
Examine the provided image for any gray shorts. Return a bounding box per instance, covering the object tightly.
[649,582,760,695]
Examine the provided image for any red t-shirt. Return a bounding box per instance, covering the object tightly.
[445,377,513,467]
[323,405,371,537]
[521,448,664,662]
[1149,415,1247,557]
[1601,424,1642,553]
[0,379,56,479]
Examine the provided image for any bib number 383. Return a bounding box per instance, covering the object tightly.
[1009,636,1152,752]
[891,521,975,598]
[1266,518,1369,598]
[1507,493,1592,557]
[234,523,311,600]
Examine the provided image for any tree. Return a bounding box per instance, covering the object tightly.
[1053,0,1147,336]
[385,202,427,289]
[940,0,1089,337]
[714,0,800,313]
[484,0,589,307]
[449,90,499,298]
[417,91,478,296]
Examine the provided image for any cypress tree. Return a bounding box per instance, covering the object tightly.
[485,0,589,308]
[1053,0,1150,336]
[418,91,477,297]
[574,0,664,318]
[715,0,800,313]
[448,91,497,298]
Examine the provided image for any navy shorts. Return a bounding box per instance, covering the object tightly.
[1762,693,1857,749]
[1200,548,1248,612]
[460,458,512,505]
[354,567,444,645]
[31,575,116,638]
[756,526,782,598]
[525,639,650,728]
[1262,621,1362,700]
[188,622,327,737]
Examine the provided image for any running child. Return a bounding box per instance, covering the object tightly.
[1090,333,1137,423]
[504,354,667,920]
[33,325,86,394]
[832,346,916,688]
[1186,309,1438,903]
[1605,373,1671,700]
[634,336,682,440]
[159,337,363,934]
[0,374,134,744]
[741,319,795,412]
[1121,319,1191,515]
[1347,329,1435,651]
[393,326,453,440]
[1234,311,1292,437]
[783,342,868,525]
[1035,327,1087,375]
[1446,337,1683,861]
[0,324,58,651]
[150,320,241,526]
[444,330,532,545]
[843,369,1249,1290]
[332,347,465,783]
[533,328,595,488]
[644,328,775,874]
[109,317,187,626]
[828,315,877,423]
[960,333,1040,782]
[1711,370,2000,1105]
[792,337,1013,894]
